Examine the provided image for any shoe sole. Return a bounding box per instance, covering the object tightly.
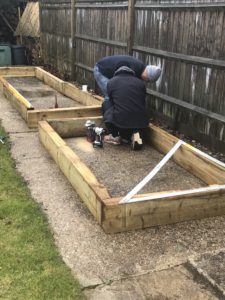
[104,139,121,145]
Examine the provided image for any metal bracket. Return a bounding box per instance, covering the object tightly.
[120,140,184,204]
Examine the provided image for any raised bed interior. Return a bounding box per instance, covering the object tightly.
[0,66,101,128]
[6,76,82,109]
[66,137,205,197]
[38,116,225,233]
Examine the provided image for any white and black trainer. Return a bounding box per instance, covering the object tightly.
[131,132,143,151]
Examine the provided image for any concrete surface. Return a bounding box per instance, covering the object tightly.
[188,249,225,299]
[0,89,224,299]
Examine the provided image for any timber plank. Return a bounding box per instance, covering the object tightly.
[105,185,225,210]
[35,67,65,93]
[102,192,225,233]
[57,145,103,223]
[149,124,225,184]
[0,76,33,108]
[48,116,103,138]
[35,67,101,106]
[6,88,29,121]
[0,66,35,76]
[27,105,101,128]
[0,77,33,121]
[62,81,101,106]
[39,121,101,220]
[38,121,110,224]
[39,122,67,160]
[39,122,102,221]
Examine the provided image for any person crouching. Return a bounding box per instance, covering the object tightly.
[103,65,149,150]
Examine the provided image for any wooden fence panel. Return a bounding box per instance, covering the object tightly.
[40,1,72,77]
[73,4,128,83]
[40,0,225,152]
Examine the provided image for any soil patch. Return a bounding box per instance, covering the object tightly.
[6,76,82,109]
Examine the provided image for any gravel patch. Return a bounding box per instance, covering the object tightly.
[66,137,205,198]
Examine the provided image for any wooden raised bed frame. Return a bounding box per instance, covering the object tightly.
[0,66,101,128]
[38,116,225,233]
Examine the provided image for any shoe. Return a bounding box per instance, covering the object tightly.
[131,132,143,150]
[104,134,121,145]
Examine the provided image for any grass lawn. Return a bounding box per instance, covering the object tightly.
[0,126,84,299]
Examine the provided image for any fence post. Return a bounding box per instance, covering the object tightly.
[71,0,76,80]
[127,0,135,55]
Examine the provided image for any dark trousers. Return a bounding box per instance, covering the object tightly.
[105,122,144,140]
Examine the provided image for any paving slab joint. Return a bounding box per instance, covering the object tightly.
[82,262,186,292]
[185,259,225,300]
[81,282,103,291]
